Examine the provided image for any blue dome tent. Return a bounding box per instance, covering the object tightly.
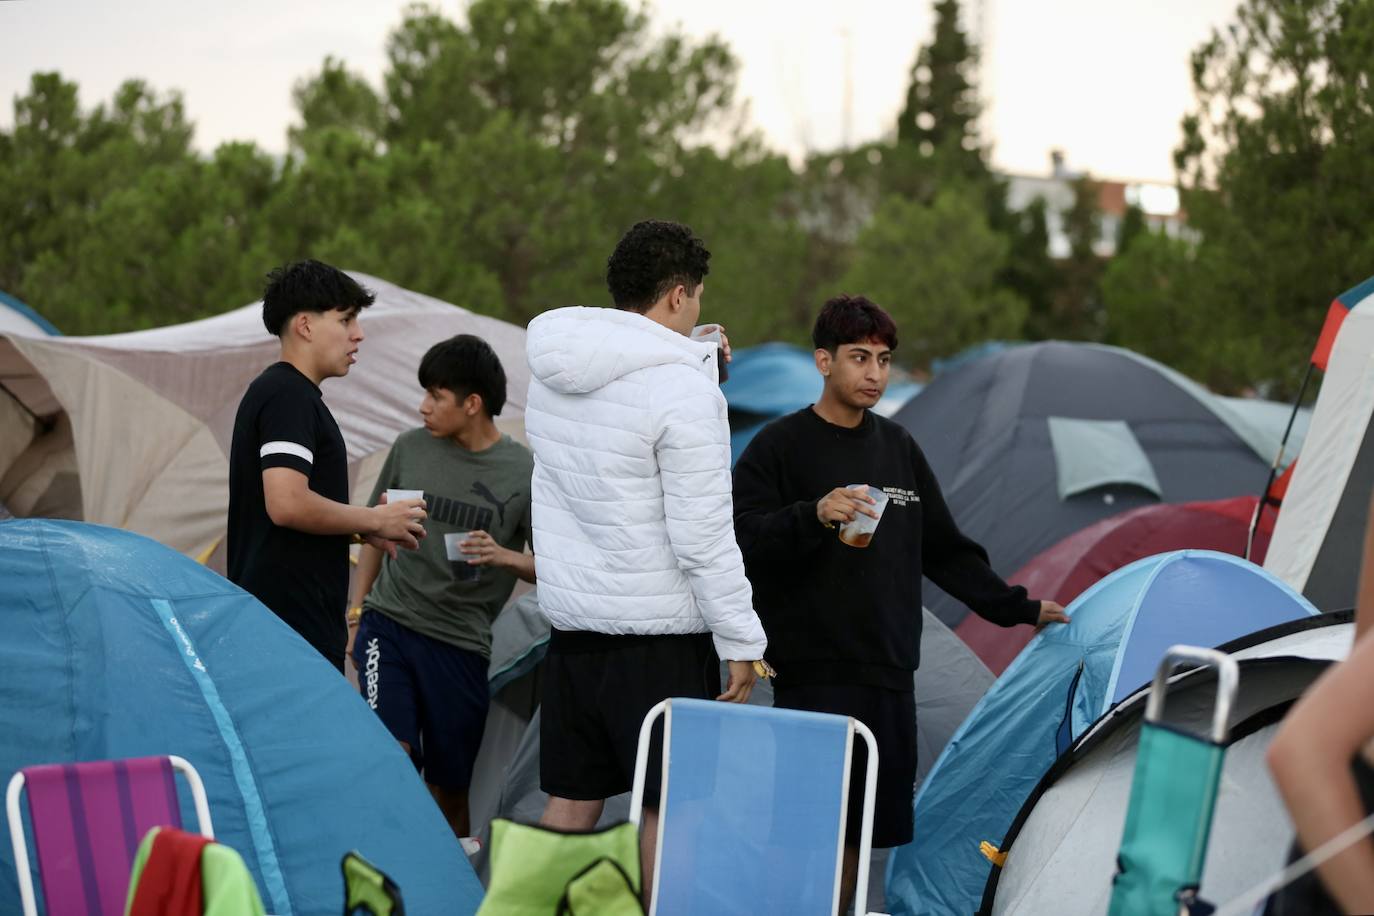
[0,520,482,915]
[0,290,60,337]
[885,550,1318,916]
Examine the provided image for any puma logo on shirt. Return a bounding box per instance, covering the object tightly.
[472,482,520,525]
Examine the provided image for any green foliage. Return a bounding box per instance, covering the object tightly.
[1004,197,1058,340]
[1,0,809,339]
[18,0,1362,398]
[895,0,984,186]
[1119,0,1374,395]
[839,188,1027,368]
[1053,175,1106,341]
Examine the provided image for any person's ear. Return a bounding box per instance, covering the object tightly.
[815,348,832,377]
[294,312,312,342]
[465,393,482,416]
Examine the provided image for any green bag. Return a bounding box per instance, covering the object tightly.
[1108,645,1237,916]
[341,850,405,916]
[478,819,644,916]
[558,858,644,916]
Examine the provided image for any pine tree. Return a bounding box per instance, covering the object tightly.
[895,0,985,184]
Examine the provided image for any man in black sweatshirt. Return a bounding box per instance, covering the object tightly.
[732,294,1067,914]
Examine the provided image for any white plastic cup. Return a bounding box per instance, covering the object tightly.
[838,484,889,549]
[690,324,728,383]
[444,531,481,582]
[385,488,424,504]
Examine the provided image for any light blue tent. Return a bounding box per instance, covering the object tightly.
[0,520,483,915]
[886,550,1318,916]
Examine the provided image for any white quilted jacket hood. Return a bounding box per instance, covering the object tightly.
[524,306,767,661]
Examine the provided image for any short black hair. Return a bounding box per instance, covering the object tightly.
[606,219,711,312]
[417,334,508,417]
[812,295,899,353]
[261,259,376,336]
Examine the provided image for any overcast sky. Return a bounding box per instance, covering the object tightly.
[0,0,1239,183]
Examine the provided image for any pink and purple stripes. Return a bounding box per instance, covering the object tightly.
[22,758,183,916]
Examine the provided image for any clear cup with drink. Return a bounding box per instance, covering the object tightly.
[838,484,888,549]
[690,324,729,383]
[444,532,482,582]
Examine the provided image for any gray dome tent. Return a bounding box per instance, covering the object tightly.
[891,342,1290,654]
[980,612,1353,915]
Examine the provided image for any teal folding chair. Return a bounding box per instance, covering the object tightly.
[1109,645,1239,916]
[631,697,885,916]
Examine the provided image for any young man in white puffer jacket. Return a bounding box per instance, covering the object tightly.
[525,219,768,896]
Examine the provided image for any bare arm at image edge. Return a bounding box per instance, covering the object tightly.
[1267,631,1374,912]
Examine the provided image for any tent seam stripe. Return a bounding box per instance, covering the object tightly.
[148,598,292,916]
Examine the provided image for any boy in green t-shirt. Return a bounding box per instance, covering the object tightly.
[349,334,535,839]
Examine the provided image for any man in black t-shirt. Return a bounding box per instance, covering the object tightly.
[732,295,1068,915]
[228,260,427,671]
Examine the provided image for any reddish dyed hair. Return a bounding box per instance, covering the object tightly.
[811,295,898,353]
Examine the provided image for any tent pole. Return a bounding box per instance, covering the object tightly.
[0,380,50,430]
[1246,363,1316,560]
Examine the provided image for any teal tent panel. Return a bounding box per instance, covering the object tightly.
[0,520,484,915]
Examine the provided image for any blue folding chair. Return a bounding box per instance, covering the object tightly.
[630,698,884,916]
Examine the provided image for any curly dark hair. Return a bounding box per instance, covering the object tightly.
[812,295,899,352]
[417,334,508,418]
[606,220,711,312]
[261,259,375,336]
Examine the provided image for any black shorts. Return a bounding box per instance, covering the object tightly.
[352,610,490,791]
[772,682,917,849]
[540,629,720,806]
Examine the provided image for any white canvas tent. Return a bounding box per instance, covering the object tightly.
[983,613,1353,915]
[1266,282,1374,609]
[0,273,528,566]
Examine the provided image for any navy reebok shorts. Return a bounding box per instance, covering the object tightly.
[353,610,490,791]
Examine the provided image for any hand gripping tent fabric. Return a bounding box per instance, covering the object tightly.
[970,494,1280,675]
[885,550,1318,916]
[0,519,483,915]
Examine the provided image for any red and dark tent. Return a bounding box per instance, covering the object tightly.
[958,495,1278,674]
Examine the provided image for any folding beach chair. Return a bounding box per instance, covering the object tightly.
[1108,645,1239,916]
[631,698,885,916]
[6,755,214,916]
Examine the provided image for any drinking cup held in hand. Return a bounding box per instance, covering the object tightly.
[690,325,728,383]
[838,484,889,549]
[444,531,482,582]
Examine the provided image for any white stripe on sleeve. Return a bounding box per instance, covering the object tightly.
[260,441,314,464]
